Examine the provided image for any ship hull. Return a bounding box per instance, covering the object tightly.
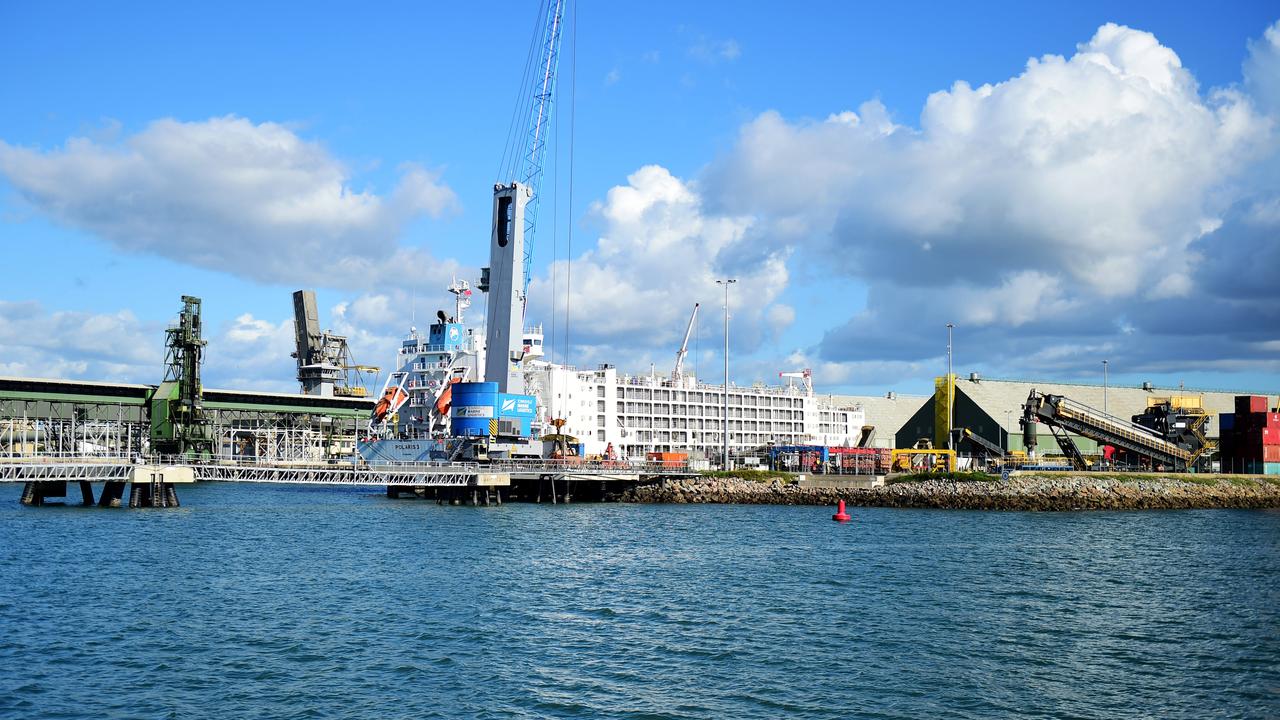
[357,438,448,464]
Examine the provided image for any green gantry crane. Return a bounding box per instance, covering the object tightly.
[149,295,214,458]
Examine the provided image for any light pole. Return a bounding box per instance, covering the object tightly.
[1102,360,1109,417]
[717,278,736,470]
[946,322,954,449]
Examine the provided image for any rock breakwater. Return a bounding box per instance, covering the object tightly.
[621,475,1280,511]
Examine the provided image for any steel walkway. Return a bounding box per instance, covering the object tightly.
[0,456,695,486]
[0,458,480,486]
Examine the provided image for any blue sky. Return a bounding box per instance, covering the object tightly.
[1,1,1278,396]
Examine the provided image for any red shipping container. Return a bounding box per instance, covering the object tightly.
[1267,427,1280,446]
[1236,395,1269,415]
[1266,445,1280,463]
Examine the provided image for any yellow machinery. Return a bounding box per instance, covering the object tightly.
[891,444,957,473]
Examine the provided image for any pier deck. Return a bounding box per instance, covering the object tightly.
[0,455,696,487]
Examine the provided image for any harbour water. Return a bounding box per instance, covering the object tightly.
[0,483,1276,719]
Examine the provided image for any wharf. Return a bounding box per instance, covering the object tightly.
[0,455,698,507]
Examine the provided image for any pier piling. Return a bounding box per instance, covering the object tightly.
[98,481,125,508]
[19,481,67,507]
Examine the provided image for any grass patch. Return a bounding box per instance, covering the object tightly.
[888,470,997,484]
[1018,471,1222,485]
[700,469,796,484]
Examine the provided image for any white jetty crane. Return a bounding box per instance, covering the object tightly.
[671,303,700,386]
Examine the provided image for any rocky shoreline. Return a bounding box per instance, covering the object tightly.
[620,475,1280,511]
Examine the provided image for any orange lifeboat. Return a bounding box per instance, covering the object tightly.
[372,386,408,425]
[435,377,462,416]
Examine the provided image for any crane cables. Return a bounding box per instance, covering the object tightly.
[495,0,565,302]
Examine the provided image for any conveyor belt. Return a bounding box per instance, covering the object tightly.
[1024,391,1198,470]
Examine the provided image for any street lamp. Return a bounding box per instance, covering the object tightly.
[716,278,737,470]
[946,322,954,449]
[1102,360,1109,417]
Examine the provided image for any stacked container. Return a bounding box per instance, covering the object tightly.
[828,447,891,474]
[1219,396,1280,475]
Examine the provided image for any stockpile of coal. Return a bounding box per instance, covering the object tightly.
[621,475,1280,511]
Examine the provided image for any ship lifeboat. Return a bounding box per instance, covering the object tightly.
[434,377,462,416]
[373,386,409,425]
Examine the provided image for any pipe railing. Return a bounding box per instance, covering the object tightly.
[0,451,693,475]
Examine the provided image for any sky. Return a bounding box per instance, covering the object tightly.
[1,1,1278,397]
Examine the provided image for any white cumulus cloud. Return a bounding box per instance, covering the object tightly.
[698,21,1280,381]
[0,301,161,382]
[526,165,792,373]
[711,23,1270,303]
[0,116,461,289]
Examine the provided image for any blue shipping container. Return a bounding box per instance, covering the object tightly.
[1220,413,1235,431]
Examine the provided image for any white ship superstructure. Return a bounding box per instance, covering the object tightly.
[367,279,485,440]
[528,362,867,460]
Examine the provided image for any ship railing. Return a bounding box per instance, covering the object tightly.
[403,343,452,355]
[487,459,693,474]
[0,450,136,462]
[0,452,694,476]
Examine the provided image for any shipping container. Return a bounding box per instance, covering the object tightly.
[646,451,688,468]
[1266,462,1280,476]
[1236,411,1267,432]
[1219,434,1237,457]
[1240,459,1266,474]
[1219,412,1235,431]
[1265,445,1280,463]
[1236,395,1270,415]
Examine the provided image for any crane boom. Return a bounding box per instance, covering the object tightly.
[517,0,565,299]
[672,303,700,383]
[482,0,567,394]
[779,369,813,395]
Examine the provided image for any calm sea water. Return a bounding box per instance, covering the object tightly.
[0,483,1276,719]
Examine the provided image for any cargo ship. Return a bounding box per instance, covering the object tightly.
[357,284,868,464]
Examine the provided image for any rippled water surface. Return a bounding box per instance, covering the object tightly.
[0,483,1277,719]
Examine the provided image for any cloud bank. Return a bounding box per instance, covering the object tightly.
[0,116,461,289]
[699,21,1280,383]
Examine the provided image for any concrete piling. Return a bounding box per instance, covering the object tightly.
[19,481,67,507]
[128,482,143,508]
[98,481,125,508]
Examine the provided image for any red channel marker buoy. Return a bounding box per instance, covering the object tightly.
[832,499,851,522]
